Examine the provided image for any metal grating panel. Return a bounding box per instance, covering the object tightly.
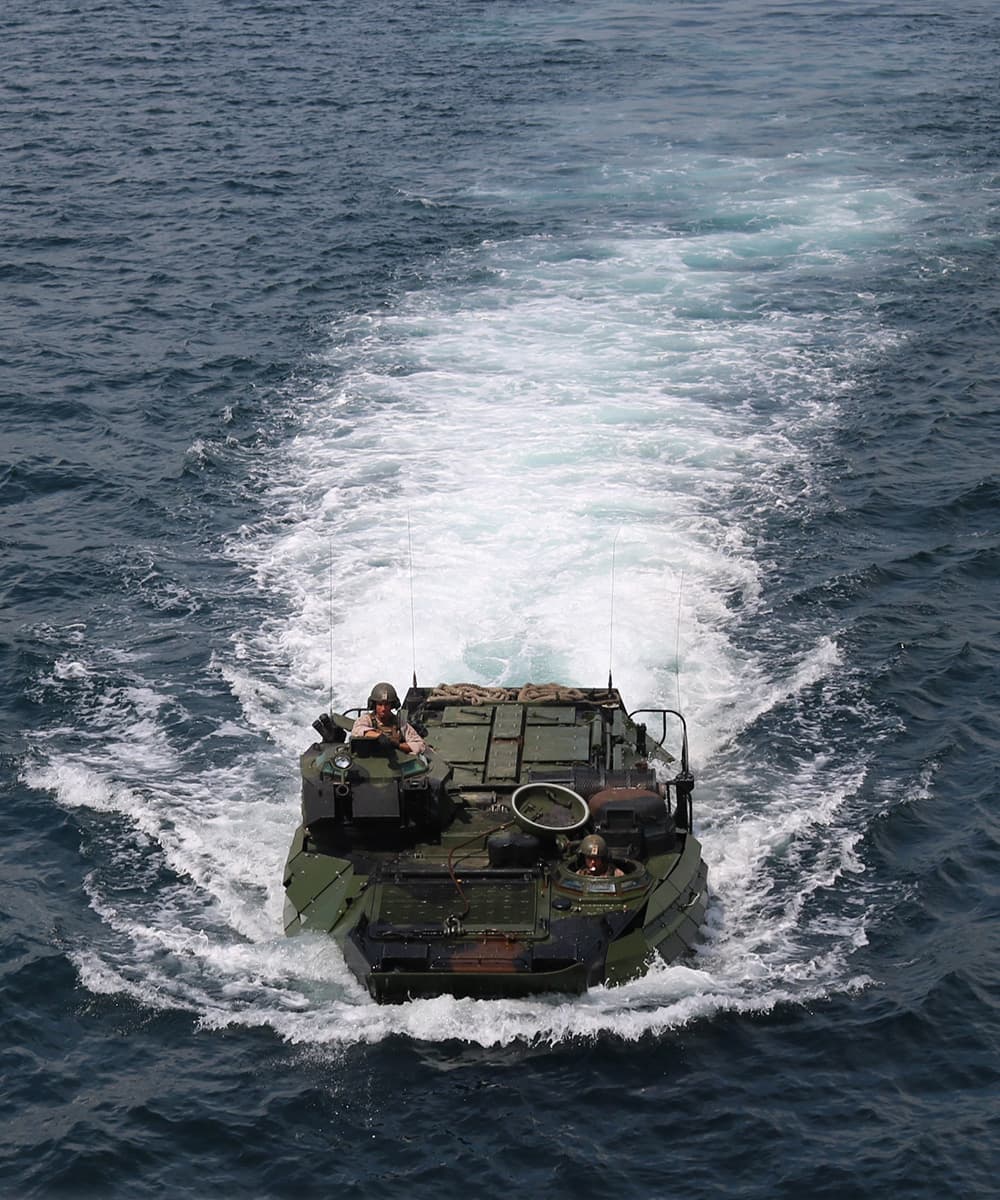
[373,876,538,934]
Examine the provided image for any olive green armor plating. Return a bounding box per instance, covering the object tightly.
[283,685,708,1002]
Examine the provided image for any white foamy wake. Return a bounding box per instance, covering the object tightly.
[26,148,910,1044]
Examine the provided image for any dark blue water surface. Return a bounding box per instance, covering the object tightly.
[3,1,999,1196]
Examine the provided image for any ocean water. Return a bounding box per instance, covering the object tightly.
[2,0,998,1195]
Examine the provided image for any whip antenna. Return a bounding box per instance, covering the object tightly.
[328,537,335,714]
[407,511,417,687]
[674,569,685,711]
[608,527,622,688]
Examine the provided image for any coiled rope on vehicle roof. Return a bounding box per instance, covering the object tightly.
[426,683,603,705]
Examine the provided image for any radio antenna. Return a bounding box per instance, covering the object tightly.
[407,510,417,688]
[328,537,335,715]
[608,526,622,689]
[674,569,685,711]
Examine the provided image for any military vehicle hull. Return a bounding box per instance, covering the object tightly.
[283,684,708,1002]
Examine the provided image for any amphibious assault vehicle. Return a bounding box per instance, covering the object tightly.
[283,683,708,1002]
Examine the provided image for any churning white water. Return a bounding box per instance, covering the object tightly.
[26,149,909,1043]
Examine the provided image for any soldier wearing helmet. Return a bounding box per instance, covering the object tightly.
[350,682,426,755]
[577,833,623,877]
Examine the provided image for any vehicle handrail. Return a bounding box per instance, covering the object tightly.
[626,708,690,776]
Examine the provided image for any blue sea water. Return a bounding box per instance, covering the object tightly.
[2,0,999,1195]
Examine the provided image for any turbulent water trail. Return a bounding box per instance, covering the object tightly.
[23,147,913,1044]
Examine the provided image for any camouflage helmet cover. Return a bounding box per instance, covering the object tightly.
[368,681,401,709]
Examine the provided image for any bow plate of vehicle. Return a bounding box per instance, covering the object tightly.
[283,683,708,1002]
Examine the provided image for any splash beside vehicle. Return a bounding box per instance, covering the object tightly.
[283,684,708,1002]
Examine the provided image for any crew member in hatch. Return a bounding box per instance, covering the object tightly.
[577,833,624,878]
[351,681,426,755]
